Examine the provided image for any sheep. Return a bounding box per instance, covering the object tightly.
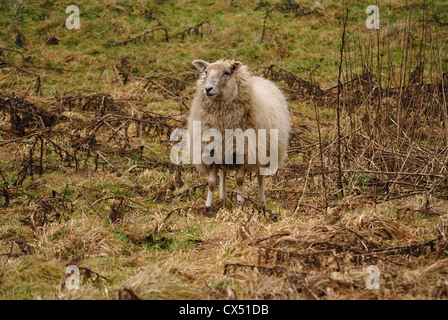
[187,59,291,209]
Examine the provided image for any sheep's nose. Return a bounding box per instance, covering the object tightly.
[205,86,213,94]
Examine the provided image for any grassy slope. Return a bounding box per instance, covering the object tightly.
[0,0,448,300]
[0,0,430,94]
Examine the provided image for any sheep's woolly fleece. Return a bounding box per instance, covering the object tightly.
[187,59,291,174]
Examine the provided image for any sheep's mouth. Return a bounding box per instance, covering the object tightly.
[205,92,220,98]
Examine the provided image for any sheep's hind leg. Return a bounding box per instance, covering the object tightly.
[235,168,245,209]
[219,168,227,201]
[258,174,266,207]
[206,166,217,208]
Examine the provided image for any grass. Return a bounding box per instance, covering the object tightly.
[2,0,437,94]
[1,0,448,300]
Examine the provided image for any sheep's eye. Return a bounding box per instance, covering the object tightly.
[223,71,230,76]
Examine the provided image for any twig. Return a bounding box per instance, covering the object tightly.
[60,166,102,219]
[335,7,349,197]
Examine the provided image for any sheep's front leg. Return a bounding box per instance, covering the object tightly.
[235,168,245,209]
[258,174,266,206]
[206,166,217,208]
[219,168,227,201]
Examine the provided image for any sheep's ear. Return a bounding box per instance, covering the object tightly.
[192,60,209,72]
[230,61,243,71]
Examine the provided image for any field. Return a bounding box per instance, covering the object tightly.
[1,0,448,300]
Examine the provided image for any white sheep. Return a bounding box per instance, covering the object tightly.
[187,59,291,208]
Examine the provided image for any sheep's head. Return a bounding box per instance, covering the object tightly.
[192,59,243,101]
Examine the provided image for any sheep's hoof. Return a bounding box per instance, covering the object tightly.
[258,203,267,212]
